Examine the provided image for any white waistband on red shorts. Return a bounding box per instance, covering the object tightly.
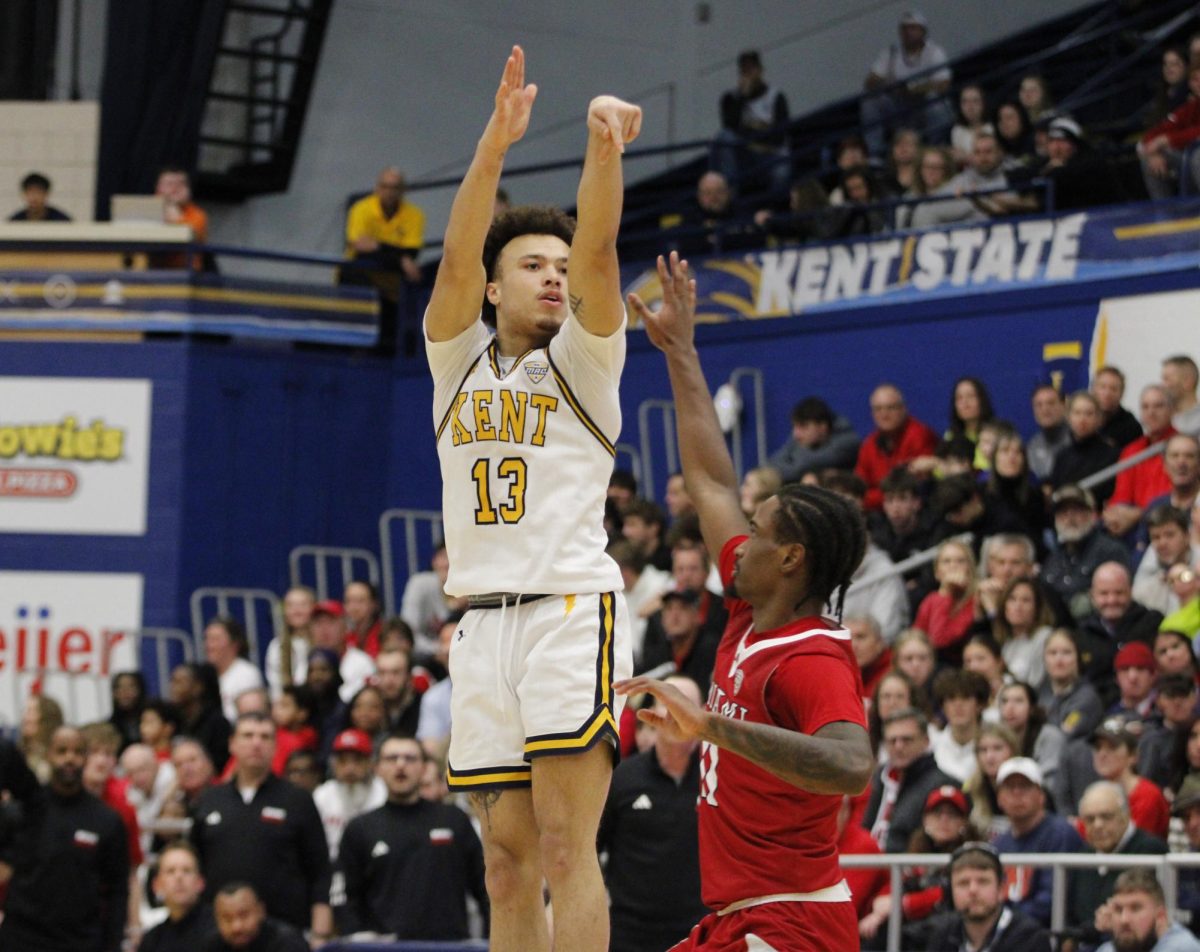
[716,880,853,916]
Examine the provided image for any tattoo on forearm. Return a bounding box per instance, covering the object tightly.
[704,717,868,795]
[569,293,583,316]
[469,790,503,830]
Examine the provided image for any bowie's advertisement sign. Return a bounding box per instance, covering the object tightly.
[0,377,151,535]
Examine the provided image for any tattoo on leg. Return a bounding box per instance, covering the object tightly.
[470,790,503,830]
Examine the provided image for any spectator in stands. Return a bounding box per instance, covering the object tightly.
[0,727,130,952]
[1092,365,1143,451]
[899,144,955,229]
[1075,564,1162,699]
[109,671,146,753]
[915,538,978,661]
[210,882,309,952]
[738,465,782,518]
[608,539,668,664]
[622,498,671,571]
[1162,356,1200,436]
[153,166,207,270]
[342,581,383,657]
[931,670,990,783]
[599,675,706,952]
[993,100,1035,166]
[1067,780,1168,936]
[400,545,466,659]
[1018,74,1054,125]
[861,10,953,155]
[1172,778,1200,936]
[1095,867,1200,952]
[925,842,1052,951]
[975,533,1037,622]
[663,471,694,521]
[415,616,456,759]
[985,432,1049,546]
[868,671,930,757]
[203,616,263,723]
[1052,392,1121,503]
[883,127,923,195]
[303,647,344,744]
[191,712,333,940]
[268,684,318,776]
[993,579,1054,692]
[607,470,638,513]
[998,682,1066,802]
[137,841,217,951]
[963,634,1008,722]
[869,469,933,609]
[121,742,175,855]
[636,588,720,696]
[1145,47,1191,128]
[864,707,959,853]
[827,165,889,237]
[951,85,988,167]
[309,599,375,703]
[1039,116,1126,211]
[344,167,423,285]
[993,756,1084,926]
[8,170,71,221]
[169,662,231,772]
[160,737,215,824]
[1144,437,1200,537]
[1162,562,1200,639]
[1027,384,1070,481]
[1139,63,1200,200]
[927,474,1027,560]
[340,735,487,941]
[851,615,893,703]
[1104,385,1178,539]
[266,585,315,699]
[660,170,756,256]
[1137,507,1200,613]
[1039,629,1104,742]
[374,648,422,736]
[312,727,385,862]
[767,395,860,481]
[924,132,1020,225]
[713,49,791,193]
[1042,487,1129,619]
[894,628,938,699]
[964,723,1019,841]
[1138,672,1196,789]
[946,376,995,446]
[856,383,939,509]
[1090,716,1170,838]
[19,691,64,783]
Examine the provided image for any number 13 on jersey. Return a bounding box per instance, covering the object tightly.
[472,457,528,524]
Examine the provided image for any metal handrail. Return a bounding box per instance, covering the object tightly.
[614,442,643,494]
[839,851,1200,952]
[636,399,678,503]
[189,587,283,665]
[287,544,381,602]
[728,368,768,481]
[1079,439,1167,492]
[377,508,444,617]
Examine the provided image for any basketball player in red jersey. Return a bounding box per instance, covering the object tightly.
[617,252,875,952]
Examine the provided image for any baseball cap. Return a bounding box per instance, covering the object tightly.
[1047,117,1083,142]
[331,728,372,756]
[996,756,1043,788]
[1090,716,1141,749]
[1114,642,1155,672]
[312,599,344,618]
[924,784,969,816]
[662,588,702,607]
[1051,484,1096,512]
[1174,775,1200,815]
[900,10,929,28]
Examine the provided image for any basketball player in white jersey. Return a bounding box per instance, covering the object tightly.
[423,46,641,952]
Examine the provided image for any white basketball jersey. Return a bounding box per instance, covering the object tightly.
[427,314,625,597]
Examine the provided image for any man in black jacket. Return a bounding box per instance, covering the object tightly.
[927,843,1052,951]
[0,727,130,952]
[206,882,308,951]
[340,734,487,940]
[1075,562,1163,703]
[863,708,958,853]
[190,713,332,942]
[138,841,217,951]
[1043,488,1131,621]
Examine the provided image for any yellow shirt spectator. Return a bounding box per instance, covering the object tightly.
[345,168,424,256]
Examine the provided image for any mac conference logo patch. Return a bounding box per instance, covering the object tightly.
[524,360,549,384]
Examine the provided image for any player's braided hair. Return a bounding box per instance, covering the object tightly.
[481,205,576,326]
[770,483,868,622]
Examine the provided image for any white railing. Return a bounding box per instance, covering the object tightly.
[377,508,443,617]
[288,544,380,601]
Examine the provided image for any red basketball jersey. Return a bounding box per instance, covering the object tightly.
[696,536,868,910]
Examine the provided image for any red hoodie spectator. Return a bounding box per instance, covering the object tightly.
[856,384,939,509]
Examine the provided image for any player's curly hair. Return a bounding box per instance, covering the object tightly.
[770,483,868,622]
[481,205,576,326]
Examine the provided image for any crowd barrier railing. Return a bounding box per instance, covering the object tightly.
[378,508,444,618]
[839,851,1200,952]
[288,544,381,602]
[189,587,283,666]
[614,442,643,494]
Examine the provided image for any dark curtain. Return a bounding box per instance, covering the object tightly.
[95,0,226,220]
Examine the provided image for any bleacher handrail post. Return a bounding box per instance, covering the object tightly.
[378,508,444,618]
[637,398,678,503]
[189,587,283,665]
[287,544,381,602]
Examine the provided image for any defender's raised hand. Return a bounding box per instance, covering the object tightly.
[587,95,643,163]
[627,252,696,353]
[482,46,538,154]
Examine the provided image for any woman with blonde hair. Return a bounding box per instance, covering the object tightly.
[738,466,782,518]
[992,578,1054,691]
[914,539,977,661]
[893,628,938,698]
[964,721,1020,841]
[19,692,64,783]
